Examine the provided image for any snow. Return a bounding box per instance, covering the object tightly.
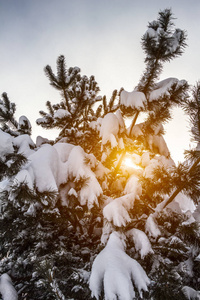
[27,144,60,192]
[53,142,74,163]
[54,108,71,119]
[13,169,34,190]
[149,77,178,102]
[115,109,125,131]
[89,231,150,300]
[36,136,51,147]
[18,115,31,132]
[0,274,18,300]
[0,129,14,158]
[103,196,132,227]
[100,113,120,148]
[68,187,78,197]
[13,134,35,157]
[182,286,200,299]
[148,134,170,157]
[89,117,102,131]
[94,162,110,179]
[124,175,142,195]
[167,29,183,54]
[66,146,102,209]
[144,156,174,179]
[141,152,150,167]
[127,229,154,258]
[36,116,50,125]
[144,25,183,57]
[0,179,10,192]
[118,137,124,149]
[145,28,157,38]
[5,140,102,208]
[193,203,200,222]
[129,123,143,137]
[103,178,141,227]
[174,192,196,213]
[120,89,147,110]
[145,214,161,239]
[11,142,71,194]
[8,141,102,209]
[129,122,170,157]
[131,153,141,165]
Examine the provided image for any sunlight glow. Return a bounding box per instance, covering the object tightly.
[123,157,142,170]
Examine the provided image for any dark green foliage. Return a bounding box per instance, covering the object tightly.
[0,182,101,299]
[0,93,17,128]
[138,8,187,94]
[184,82,200,170]
[0,93,32,136]
[0,153,27,180]
[144,79,189,129]
[148,211,200,299]
[38,55,101,132]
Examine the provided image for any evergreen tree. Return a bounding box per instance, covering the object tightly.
[0,8,200,300]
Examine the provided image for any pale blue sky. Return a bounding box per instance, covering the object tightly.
[1,0,200,162]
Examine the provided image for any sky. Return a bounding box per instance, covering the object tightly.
[1,0,200,163]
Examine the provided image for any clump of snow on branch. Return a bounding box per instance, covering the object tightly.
[120,90,147,110]
[103,195,132,227]
[181,286,200,300]
[124,174,142,194]
[36,136,51,147]
[3,137,102,210]
[174,192,196,213]
[0,274,18,300]
[89,231,150,300]
[66,145,102,209]
[100,112,124,149]
[144,155,175,179]
[127,228,154,258]
[130,122,170,157]
[145,186,195,239]
[149,77,187,102]
[53,108,71,119]
[144,23,185,57]
[103,176,141,227]
[18,115,32,134]
[27,144,61,192]
[0,129,14,158]
[193,203,200,222]
[145,214,161,239]
[13,134,35,157]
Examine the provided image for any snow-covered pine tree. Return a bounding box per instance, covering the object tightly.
[1,8,200,300]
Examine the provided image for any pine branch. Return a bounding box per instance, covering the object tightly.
[44,65,60,90]
[0,93,18,129]
[183,82,200,144]
[137,60,163,95]
[113,10,187,175]
[57,55,67,88]
[162,157,200,209]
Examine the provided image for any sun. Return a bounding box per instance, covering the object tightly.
[123,156,142,170]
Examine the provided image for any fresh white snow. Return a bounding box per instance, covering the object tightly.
[89,231,150,300]
[0,129,14,158]
[0,274,18,300]
[120,90,147,110]
[127,228,154,258]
